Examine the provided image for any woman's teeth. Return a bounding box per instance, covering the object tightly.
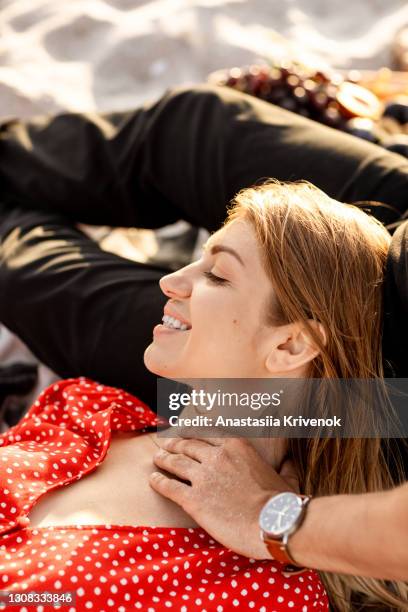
[162,315,189,331]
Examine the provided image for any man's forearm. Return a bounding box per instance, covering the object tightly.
[289,483,408,580]
[150,436,408,580]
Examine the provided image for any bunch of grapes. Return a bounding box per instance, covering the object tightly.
[209,62,408,158]
[212,62,380,126]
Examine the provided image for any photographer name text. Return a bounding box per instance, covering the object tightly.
[168,415,342,428]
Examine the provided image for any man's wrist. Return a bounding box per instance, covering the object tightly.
[288,494,353,571]
[257,489,310,564]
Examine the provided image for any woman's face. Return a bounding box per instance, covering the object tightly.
[144,219,278,379]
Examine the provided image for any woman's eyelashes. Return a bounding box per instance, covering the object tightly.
[203,270,229,285]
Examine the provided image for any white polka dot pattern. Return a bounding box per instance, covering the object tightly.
[0,378,328,611]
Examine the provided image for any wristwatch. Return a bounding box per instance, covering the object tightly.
[259,491,311,571]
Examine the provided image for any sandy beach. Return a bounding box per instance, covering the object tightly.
[1,0,408,403]
[1,0,408,119]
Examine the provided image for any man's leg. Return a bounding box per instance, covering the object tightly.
[1,84,408,231]
[1,83,408,394]
[0,202,168,408]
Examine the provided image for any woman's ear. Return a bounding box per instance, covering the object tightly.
[264,320,326,375]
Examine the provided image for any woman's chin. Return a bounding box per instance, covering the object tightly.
[143,344,179,379]
[143,345,162,376]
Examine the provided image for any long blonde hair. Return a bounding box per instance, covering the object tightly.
[226,180,407,611]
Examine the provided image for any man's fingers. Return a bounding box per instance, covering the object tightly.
[158,437,213,462]
[149,471,190,506]
[279,459,300,493]
[153,449,198,481]
[176,427,228,446]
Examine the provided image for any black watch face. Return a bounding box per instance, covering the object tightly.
[259,492,303,537]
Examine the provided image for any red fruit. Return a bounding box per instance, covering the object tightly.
[323,105,343,127]
[315,70,332,84]
[269,67,283,84]
[268,85,289,104]
[303,79,317,92]
[310,90,329,110]
[286,74,300,89]
[258,81,273,100]
[293,86,308,106]
[336,82,382,119]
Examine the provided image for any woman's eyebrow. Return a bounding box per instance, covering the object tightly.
[202,242,245,267]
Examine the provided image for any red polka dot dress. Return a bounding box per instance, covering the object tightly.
[0,378,328,611]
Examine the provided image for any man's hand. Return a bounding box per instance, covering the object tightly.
[149,435,299,559]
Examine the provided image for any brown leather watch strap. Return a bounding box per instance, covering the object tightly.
[261,494,312,573]
[264,539,293,564]
[264,539,307,574]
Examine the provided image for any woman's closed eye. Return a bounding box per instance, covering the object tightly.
[203,270,229,285]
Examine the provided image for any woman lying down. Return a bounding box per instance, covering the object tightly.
[0,182,405,611]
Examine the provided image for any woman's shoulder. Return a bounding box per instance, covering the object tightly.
[0,377,160,447]
[0,378,161,536]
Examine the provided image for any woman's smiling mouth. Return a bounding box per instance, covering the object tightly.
[162,314,190,330]
[153,313,192,337]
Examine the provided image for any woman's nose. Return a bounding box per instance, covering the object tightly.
[159,268,192,299]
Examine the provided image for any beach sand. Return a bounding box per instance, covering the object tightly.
[1,0,408,119]
[1,0,408,404]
